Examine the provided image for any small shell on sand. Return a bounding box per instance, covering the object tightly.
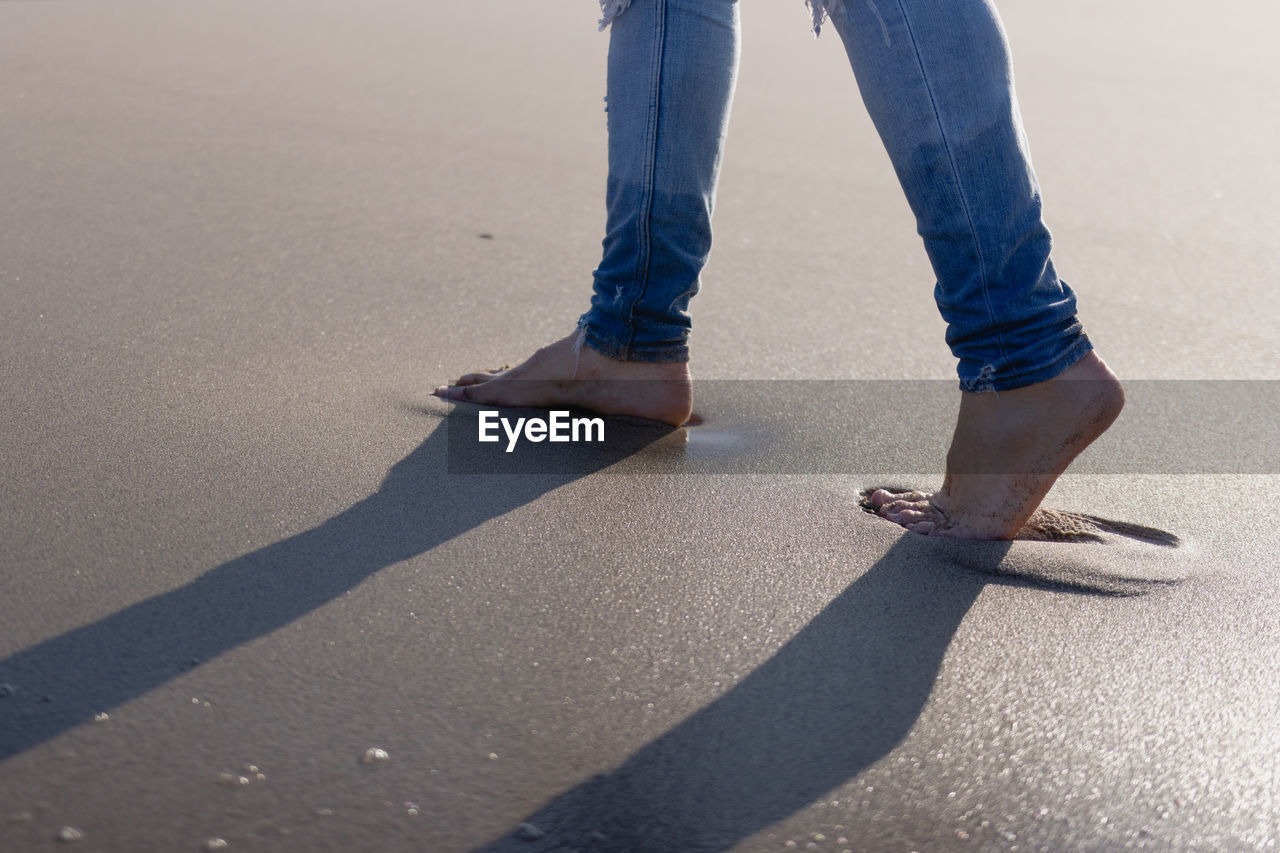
[360,747,390,764]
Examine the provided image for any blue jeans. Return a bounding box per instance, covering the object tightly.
[579,0,1092,392]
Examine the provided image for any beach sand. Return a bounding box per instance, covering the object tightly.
[1,1,1277,850]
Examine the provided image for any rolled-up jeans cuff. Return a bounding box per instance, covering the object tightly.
[959,334,1093,393]
[578,318,690,364]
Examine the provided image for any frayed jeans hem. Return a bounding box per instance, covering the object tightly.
[580,324,690,364]
[962,335,1093,394]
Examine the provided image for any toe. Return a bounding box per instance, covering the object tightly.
[880,500,909,519]
[882,498,931,518]
[903,520,935,536]
[888,507,932,525]
[869,489,899,508]
[882,500,908,517]
[455,371,498,387]
[870,488,928,508]
[433,385,471,402]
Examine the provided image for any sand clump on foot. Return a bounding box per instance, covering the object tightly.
[433,330,692,427]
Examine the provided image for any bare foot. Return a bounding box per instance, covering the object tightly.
[867,351,1125,540]
[432,330,693,427]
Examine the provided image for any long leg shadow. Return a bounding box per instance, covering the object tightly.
[473,529,1173,853]
[0,407,673,760]
[471,536,989,853]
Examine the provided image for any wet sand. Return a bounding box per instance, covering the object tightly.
[2,1,1278,850]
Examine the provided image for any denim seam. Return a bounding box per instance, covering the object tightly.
[890,0,1011,374]
[622,0,668,360]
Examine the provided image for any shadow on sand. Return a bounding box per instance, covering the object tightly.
[471,522,1181,853]
[0,404,1179,853]
[0,407,673,760]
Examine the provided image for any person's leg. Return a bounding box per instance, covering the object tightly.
[827,0,1124,538]
[585,0,739,363]
[433,0,741,426]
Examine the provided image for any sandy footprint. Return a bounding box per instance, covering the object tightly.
[858,486,1186,595]
[860,487,1179,545]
